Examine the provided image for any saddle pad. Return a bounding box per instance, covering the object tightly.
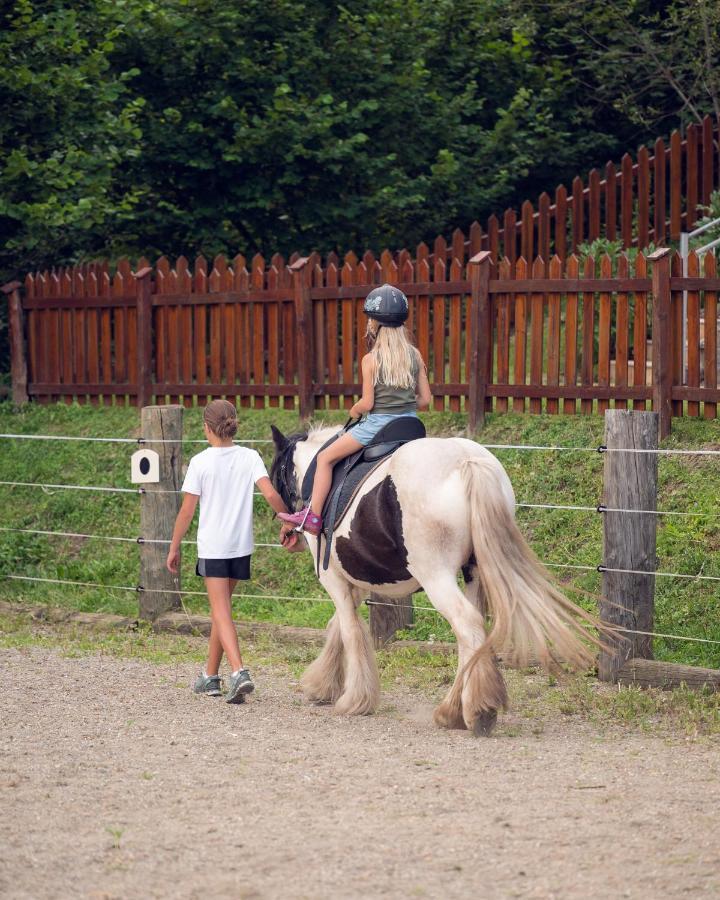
[321,455,388,533]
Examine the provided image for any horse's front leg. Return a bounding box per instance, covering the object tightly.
[316,570,380,716]
[300,612,345,704]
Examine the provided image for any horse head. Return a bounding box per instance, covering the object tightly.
[270,423,344,512]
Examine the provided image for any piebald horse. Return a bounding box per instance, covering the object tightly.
[270,424,602,735]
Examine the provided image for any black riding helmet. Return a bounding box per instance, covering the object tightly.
[363,283,408,327]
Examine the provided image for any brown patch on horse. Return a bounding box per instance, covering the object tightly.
[335,477,412,585]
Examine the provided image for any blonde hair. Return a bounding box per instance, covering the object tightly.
[203,399,238,440]
[366,321,417,389]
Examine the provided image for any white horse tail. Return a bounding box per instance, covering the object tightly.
[461,457,602,672]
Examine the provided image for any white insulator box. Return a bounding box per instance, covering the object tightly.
[130,448,160,484]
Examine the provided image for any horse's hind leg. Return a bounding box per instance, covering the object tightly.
[420,571,507,735]
[300,613,345,704]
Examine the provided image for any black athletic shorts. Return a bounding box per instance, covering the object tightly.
[195,555,251,580]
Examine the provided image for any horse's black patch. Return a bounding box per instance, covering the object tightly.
[461,552,477,584]
[335,476,411,585]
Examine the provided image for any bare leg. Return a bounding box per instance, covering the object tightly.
[310,433,363,514]
[205,577,239,675]
[205,577,243,672]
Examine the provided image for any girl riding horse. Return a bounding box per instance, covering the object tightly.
[279,283,432,536]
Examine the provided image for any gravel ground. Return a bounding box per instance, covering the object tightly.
[1,646,719,900]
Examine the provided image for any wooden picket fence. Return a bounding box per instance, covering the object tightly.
[4,247,718,436]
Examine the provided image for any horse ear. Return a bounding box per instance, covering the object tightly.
[270,425,288,451]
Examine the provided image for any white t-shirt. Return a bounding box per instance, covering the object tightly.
[181,446,268,559]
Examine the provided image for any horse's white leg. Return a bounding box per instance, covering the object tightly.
[328,580,380,716]
[300,612,345,704]
[419,571,507,735]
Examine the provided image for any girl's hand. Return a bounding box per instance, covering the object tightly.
[166,547,180,573]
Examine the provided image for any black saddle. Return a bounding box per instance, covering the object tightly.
[300,416,426,571]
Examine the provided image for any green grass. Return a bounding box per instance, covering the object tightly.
[0,401,718,668]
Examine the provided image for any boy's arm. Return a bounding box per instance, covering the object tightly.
[166,492,199,573]
[350,354,375,418]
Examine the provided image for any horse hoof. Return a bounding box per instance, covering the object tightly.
[472,709,498,737]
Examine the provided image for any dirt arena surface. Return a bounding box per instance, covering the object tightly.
[1,646,719,900]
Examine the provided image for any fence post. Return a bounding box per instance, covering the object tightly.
[598,409,658,682]
[289,256,314,421]
[134,266,153,409]
[467,251,492,433]
[368,593,413,648]
[648,247,673,438]
[139,404,183,620]
[2,281,28,405]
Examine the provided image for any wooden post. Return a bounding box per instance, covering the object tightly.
[139,405,183,620]
[289,256,314,421]
[598,409,658,682]
[2,281,28,405]
[134,266,153,408]
[467,251,492,433]
[648,248,672,438]
[368,594,413,648]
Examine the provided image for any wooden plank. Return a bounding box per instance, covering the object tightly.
[633,253,649,411]
[369,595,414,648]
[554,184,567,259]
[597,254,612,414]
[588,169,601,241]
[686,251,700,417]
[671,252,683,418]
[280,259,295,410]
[234,255,251,408]
[357,258,372,397]
[686,124,699,231]
[513,256,528,412]
[341,253,356,410]
[503,209,517,266]
[416,257,430,372]
[291,256,314,419]
[604,162,617,242]
[621,153,633,249]
[311,261,325,409]
[251,254,265,409]
[495,257,511,414]
[701,114,714,206]
[467,251,492,430]
[113,266,127,387]
[167,265,182,404]
[529,256,544,414]
[538,193,551,270]
[637,147,650,249]
[60,271,73,398]
[654,138,666,244]
[571,176,584,251]
[617,658,720,691]
[448,258,462,411]
[703,252,717,419]
[669,129,682,241]
[563,255,579,415]
[432,251,447,411]
[266,264,280,408]
[487,215,499,262]
[100,273,112,405]
[193,256,208,406]
[649,248,673,438]
[598,410,658,682]
[155,257,170,402]
[614,254,629,410]
[469,221,483,257]
[177,256,193,407]
[326,262,339,410]
[86,272,100,402]
[580,255,595,415]
[521,200,534,262]
[451,228,466,267]
[546,255,562,415]
[73,270,87,401]
[139,405,182,620]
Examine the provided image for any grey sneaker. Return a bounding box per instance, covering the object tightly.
[226,668,255,704]
[193,672,223,697]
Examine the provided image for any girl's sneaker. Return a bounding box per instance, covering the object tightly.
[193,672,223,697]
[226,668,255,704]
[277,507,323,535]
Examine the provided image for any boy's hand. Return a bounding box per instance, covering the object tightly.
[166,547,180,573]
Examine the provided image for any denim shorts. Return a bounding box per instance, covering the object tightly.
[349,411,418,446]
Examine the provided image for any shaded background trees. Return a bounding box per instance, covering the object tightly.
[1,0,717,282]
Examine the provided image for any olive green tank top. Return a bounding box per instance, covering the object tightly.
[372,352,420,414]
